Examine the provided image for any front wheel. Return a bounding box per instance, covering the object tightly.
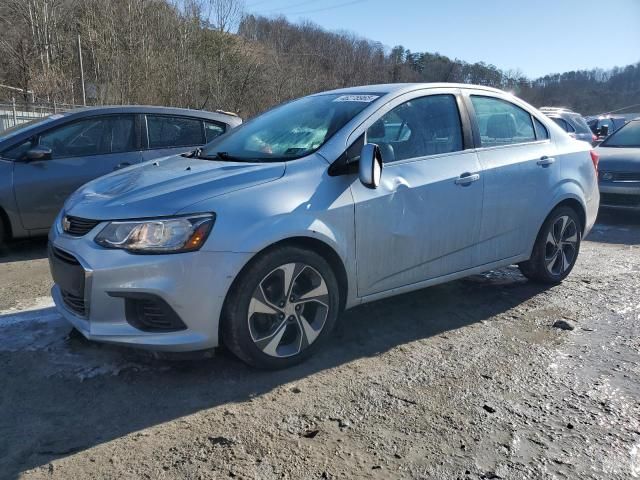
[519,206,582,284]
[222,246,340,369]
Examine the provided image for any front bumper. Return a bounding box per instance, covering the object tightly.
[48,224,252,352]
[599,181,640,210]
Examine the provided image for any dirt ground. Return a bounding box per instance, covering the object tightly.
[0,210,638,480]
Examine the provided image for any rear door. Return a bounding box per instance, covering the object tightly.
[351,90,484,296]
[465,93,556,265]
[141,115,226,161]
[12,114,141,231]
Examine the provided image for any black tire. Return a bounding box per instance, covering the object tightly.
[222,245,340,369]
[0,217,6,247]
[519,206,582,284]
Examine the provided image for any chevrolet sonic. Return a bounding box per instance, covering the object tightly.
[48,84,600,368]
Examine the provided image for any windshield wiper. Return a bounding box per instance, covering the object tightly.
[214,151,247,161]
[195,151,258,162]
[181,147,202,158]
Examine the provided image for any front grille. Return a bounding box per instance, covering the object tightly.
[600,193,640,207]
[49,245,87,317]
[64,215,100,237]
[600,171,640,182]
[61,289,87,316]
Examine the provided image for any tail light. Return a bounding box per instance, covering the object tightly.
[590,150,599,172]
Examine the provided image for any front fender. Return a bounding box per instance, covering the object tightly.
[183,155,359,308]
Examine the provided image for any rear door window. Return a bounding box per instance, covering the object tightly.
[471,96,536,147]
[147,115,204,149]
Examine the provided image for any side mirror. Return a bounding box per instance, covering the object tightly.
[24,147,52,162]
[359,143,383,189]
[599,125,609,137]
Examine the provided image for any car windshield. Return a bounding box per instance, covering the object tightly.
[601,120,640,147]
[0,114,64,141]
[199,93,381,161]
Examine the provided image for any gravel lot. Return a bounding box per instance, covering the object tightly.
[0,210,638,480]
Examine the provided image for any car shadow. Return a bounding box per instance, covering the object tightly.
[587,208,640,245]
[0,237,48,264]
[0,266,550,478]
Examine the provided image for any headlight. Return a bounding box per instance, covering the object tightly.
[94,214,215,253]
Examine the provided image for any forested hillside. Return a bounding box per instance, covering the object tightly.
[1,0,638,117]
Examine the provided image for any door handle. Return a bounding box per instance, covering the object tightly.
[114,162,132,170]
[537,156,555,166]
[454,173,480,186]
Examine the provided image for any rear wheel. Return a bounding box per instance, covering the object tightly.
[519,206,582,284]
[222,246,340,369]
[0,218,6,247]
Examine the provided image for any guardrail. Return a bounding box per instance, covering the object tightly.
[0,99,83,133]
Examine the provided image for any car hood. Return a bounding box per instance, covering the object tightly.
[596,147,640,171]
[64,155,286,220]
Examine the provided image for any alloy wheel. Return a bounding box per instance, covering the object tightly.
[544,215,578,276]
[248,263,330,358]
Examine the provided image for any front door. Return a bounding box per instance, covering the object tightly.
[351,93,484,297]
[13,114,141,230]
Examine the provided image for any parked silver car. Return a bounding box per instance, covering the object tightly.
[596,118,640,209]
[0,106,241,242]
[539,107,596,145]
[48,84,599,368]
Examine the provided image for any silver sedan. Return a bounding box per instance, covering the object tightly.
[48,83,599,368]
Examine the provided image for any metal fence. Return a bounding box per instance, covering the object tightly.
[0,99,84,132]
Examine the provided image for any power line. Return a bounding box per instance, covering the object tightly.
[252,0,318,14]
[246,0,276,7]
[257,0,368,17]
[601,103,640,115]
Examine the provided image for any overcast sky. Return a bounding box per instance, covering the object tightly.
[246,0,640,78]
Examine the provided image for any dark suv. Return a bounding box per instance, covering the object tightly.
[540,107,595,145]
[587,116,627,141]
[0,106,241,242]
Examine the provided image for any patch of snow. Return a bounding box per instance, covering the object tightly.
[0,299,164,380]
[0,296,56,325]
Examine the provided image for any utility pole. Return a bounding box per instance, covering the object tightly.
[77,34,86,106]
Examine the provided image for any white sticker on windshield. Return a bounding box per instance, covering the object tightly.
[333,95,379,103]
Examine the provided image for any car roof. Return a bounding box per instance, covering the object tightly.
[61,105,242,126]
[313,82,507,96]
[0,105,242,149]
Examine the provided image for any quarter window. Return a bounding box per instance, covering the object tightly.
[2,138,35,160]
[366,94,463,163]
[147,116,203,149]
[471,96,536,147]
